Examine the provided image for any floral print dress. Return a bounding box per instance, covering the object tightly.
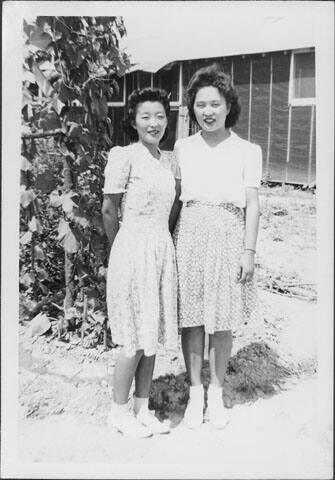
[103,142,179,357]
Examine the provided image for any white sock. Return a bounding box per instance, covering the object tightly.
[189,384,204,402]
[134,396,149,415]
[112,402,129,415]
[207,384,223,407]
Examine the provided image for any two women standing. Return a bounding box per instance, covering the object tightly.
[102,65,262,438]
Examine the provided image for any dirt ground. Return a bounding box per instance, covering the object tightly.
[13,187,333,478]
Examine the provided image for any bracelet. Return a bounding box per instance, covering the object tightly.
[245,248,256,254]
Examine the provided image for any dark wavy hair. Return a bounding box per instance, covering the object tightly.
[186,64,241,128]
[122,87,170,143]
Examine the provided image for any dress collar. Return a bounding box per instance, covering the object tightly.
[134,141,162,159]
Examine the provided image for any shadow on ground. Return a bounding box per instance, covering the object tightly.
[150,341,292,425]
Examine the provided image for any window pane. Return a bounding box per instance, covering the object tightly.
[293,52,315,98]
[126,72,138,100]
[153,63,179,102]
[138,72,152,89]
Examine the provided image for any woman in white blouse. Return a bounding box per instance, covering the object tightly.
[172,65,262,429]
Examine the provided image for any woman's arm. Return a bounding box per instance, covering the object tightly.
[169,179,182,234]
[102,194,122,247]
[238,187,260,284]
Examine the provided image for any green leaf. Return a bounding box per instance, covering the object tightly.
[34,245,45,261]
[51,96,66,115]
[39,110,62,131]
[28,27,53,51]
[28,216,42,233]
[32,62,54,97]
[90,311,105,325]
[62,195,78,215]
[21,155,33,172]
[49,190,63,208]
[59,82,77,103]
[20,187,36,208]
[76,153,90,172]
[68,122,81,137]
[61,229,80,254]
[20,231,33,245]
[36,267,48,280]
[57,218,70,242]
[22,87,33,109]
[20,272,35,288]
[57,219,80,253]
[35,171,56,194]
[73,213,90,229]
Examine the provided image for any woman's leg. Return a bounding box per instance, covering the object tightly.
[113,348,143,404]
[208,330,232,386]
[207,330,232,429]
[182,326,205,385]
[182,326,205,428]
[109,348,152,437]
[134,354,170,434]
[134,354,156,399]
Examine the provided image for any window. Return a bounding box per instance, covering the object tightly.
[138,71,152,89]
[289,50,315,106]
[153,62,181,105]
[108,76,126,106]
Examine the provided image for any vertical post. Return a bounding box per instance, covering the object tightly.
[150,73,153,88]
[266,54,273,176]
[231,59,234,83]
[308,104,315,183]
[285,104,292,184]
[177,106,189,139]
[179,62,183,105]
[248,58,253,141]
[285,51,294,184]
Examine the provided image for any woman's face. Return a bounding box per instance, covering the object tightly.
[193,86,230,133]
[133,101,168,147]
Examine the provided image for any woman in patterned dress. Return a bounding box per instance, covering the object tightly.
[172,65,262,429]
[102,88,179,438]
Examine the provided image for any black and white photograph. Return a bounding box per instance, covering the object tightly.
[1,1,334,478]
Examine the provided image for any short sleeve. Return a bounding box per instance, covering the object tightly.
[244,144,262,188]
[103,146,131,194]
[171,142,181,179]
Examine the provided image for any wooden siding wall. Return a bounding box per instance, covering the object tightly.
[268,52,290,183]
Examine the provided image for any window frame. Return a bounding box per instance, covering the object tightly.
[170,63,182,108]
[288,48,316,106]
[107,75,126,107]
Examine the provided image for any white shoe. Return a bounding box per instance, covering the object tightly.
[183,399,204,429]
[137,408,170,434]
[207,404,230,429]
[107,409,153,438]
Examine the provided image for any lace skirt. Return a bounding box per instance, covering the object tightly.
[173,201,259,332]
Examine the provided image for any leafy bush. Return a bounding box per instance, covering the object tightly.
[20,16,130,344]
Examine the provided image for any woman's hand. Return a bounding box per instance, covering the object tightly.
[238,251,255,284]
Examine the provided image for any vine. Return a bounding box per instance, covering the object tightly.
[20,16,130,347]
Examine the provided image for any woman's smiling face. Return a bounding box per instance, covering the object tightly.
[133,101,167,147]
[193,86,230,133]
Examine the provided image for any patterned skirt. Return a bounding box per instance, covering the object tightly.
[173,201,258,332]
[107,220,178,358]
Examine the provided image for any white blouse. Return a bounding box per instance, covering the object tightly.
[174,131,262,208]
